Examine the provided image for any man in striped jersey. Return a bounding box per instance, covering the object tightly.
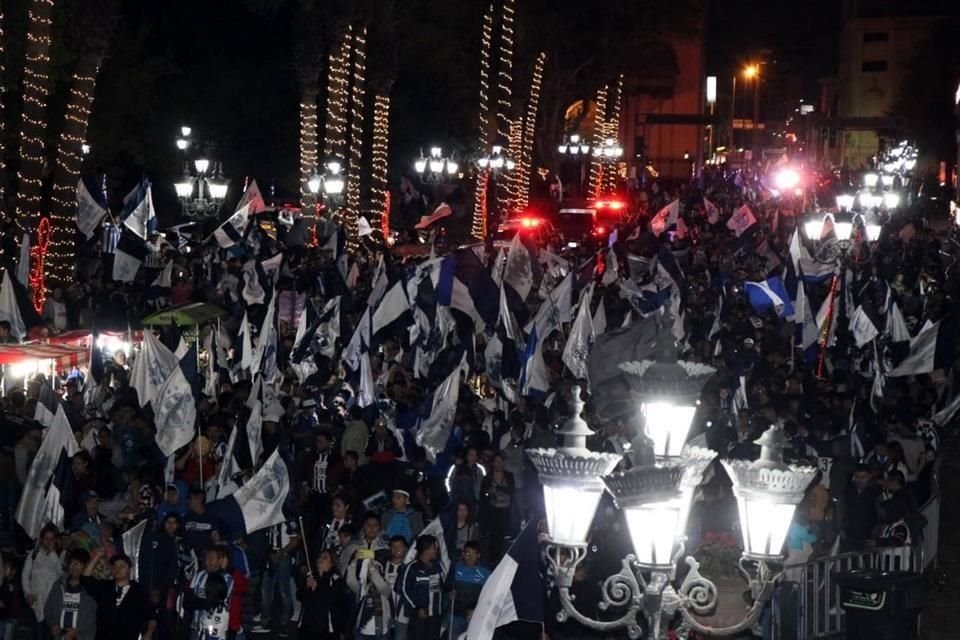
[185,548,234,637]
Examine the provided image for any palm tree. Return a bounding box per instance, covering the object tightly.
[46,0,120,286]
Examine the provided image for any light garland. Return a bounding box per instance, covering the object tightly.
[323,27,353,163]
[345,24,367,246]
[471,2,496,240]
[503,117,522,214]
[0,5,6,243]
[493,0,516,220]
[48,60,101,286]
[495,0,515,143]
[29,217,51,314]
[588,84,609,200]
[299,96,319,201]
[515,52,546,213]
[602,74,624,196]
[16,0,56,234]
[368,91,390,239]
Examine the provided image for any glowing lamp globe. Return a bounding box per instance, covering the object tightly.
[325,176,345,196]
[327,161,342,175]
[505,159,516,171]
[619,348,716,460]
[414,158,427,174]
[558,144,569,154]
[773,168,800,191]
[721,426,817,560]
[603,465,687,569]
[174,179,194,199]
[526,386,622,546]
[803,218,825,240]
[207,179,228,201]
[863,172,879,188]
[835,194,855,211]
[446,161,458,175]
[883,193,901,210]
[833,212,853,241]
[307,173,322,195]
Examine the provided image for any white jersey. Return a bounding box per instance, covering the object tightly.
[188,570,234,633]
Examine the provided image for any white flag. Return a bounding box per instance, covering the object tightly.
[130,330,179,408]
[562,283,595,380]
[154,349,198,457]
[650,199,679,236]
[416,353,468,462]
[15,405,79,538]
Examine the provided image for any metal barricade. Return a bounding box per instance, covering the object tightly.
[772,546,924,640]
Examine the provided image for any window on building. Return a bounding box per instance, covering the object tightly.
[863,32,889,42]
[861,60,888,72]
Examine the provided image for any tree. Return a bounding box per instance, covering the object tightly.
[46,0,120,286]
[15,0,57,233]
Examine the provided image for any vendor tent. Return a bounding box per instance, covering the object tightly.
[142,302,227,327]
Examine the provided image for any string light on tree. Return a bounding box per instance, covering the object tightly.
[345,24,367,246]
[0,4,6,238]
[472,2,496,240]
[588,84,609,200]
[29,217,51,314]
[299,97,319,202]
[16,0,56,234]
[516,52,546,213]
[323,28,353,165]
[369,92,391,238]
[48,63,101,286]
[602,74,624,196]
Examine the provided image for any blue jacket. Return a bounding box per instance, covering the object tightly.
[396,560,443,618]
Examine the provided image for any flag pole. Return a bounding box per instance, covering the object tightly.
[298,516,313,578]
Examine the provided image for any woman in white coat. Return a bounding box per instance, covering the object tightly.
[22,525,65,634]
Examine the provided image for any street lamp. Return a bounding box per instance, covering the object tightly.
[528,353,817,639]
[594,137,624,161]
[414,147,459,182]
[558,133,591,156]
[175,159,228,218]
[802,209,882,265]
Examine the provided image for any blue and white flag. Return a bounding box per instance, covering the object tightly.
[0,270,27,340]
[435,250,499,332]
[704,196,720,224]
[246,376,263,465]
[405,503,460,577]
[120,179,157,239]
[15,402,79,538]
[359,352,376,408]
[207,448,290,538]
[76,176,109,238]
[888,320,952,377]
[650,199,679,236]
[788,229,835,283]
[113,229,147,282]
[561,282,595,380]
[416,352,469,462]
[216,424,242,499]
[519,325,550,398]
[371,279,411,344]
[250,293,278,382]
[130,329,179,408]
[503,232,534,302]
[466,520,544,640]
[367,254,389,309]
[154,345,198,457]
[16,233,30,287]
[726,203,757,238]
[744,276,794,318]
[342,307,371,372]
[213,180,266,248]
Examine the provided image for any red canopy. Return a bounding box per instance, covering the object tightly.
[0,343,89,369]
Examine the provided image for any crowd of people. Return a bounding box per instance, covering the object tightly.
[0,162,952,640]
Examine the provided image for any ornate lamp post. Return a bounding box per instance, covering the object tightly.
[802,209,883,265]
[526,344,817,639]
[414,146,459,182]
[306,160,345,218]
